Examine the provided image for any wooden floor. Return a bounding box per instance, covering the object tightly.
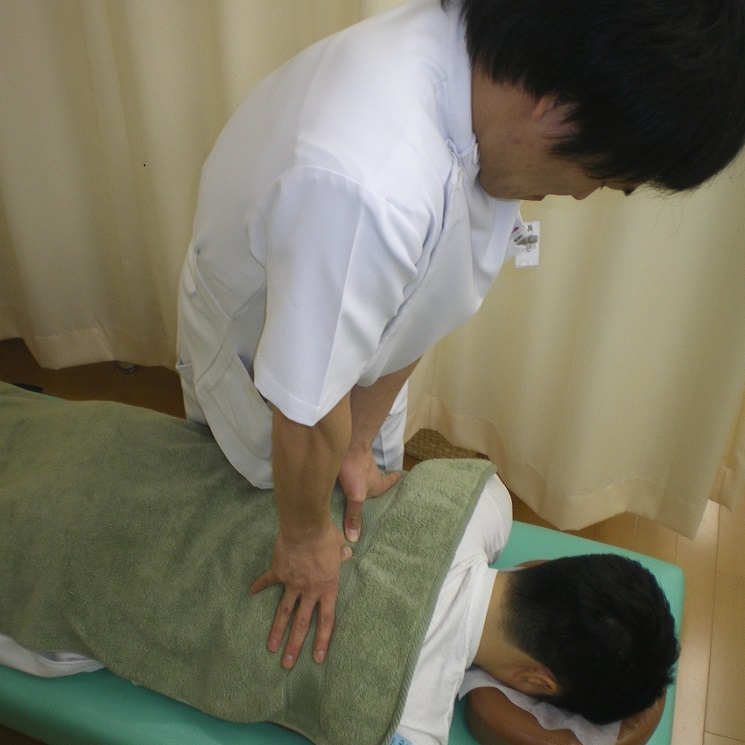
[1,336,743,745]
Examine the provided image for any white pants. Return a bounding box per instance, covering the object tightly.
[371,382,407,472]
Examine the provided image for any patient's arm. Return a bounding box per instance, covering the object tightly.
[466,685,551,745]
[465,685,666,745]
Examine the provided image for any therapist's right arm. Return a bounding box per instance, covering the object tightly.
[250,395,353,670]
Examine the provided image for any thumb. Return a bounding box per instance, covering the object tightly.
[250,569,277,595]
[343,498,364,544]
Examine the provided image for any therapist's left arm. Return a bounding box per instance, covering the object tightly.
[338,359,419,542]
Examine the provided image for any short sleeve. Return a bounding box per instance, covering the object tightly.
[253,166,426,425]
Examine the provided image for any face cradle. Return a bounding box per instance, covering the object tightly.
[471,65,639,201]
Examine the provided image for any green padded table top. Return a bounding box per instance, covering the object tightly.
[0,521,683,745]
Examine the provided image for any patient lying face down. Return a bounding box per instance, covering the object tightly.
[0,383,678,745]
[475,554,679,725]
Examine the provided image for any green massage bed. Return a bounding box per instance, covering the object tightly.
[0,521,683,745]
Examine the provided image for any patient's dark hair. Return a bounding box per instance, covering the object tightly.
[503,554,679,724]
[443,0,745,191]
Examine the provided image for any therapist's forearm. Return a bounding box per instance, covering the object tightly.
[347,360,419,452]
[271,394,352,537]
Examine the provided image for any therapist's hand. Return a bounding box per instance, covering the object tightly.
[251,521,352,669]
[340,361,417,542]
[256,398,353,669]
[338,446,401,543]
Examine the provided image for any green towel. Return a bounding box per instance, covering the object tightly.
[0,382,495,745]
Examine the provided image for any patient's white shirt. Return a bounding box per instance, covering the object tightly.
[0,474,512,745]
[395,474,512,744]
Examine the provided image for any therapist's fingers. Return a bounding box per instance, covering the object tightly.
[250,570,297,654]
[252,525,350,668]
[343,496,365,544]
[281,589,337,669]
[311,586,341,664]
[268,588,300,657]
[343,468,399,540]
[250,568,278,596]
[271,546,352,666]
[367,468,401,498]
[338,449,373,541]
[340,453,401,542]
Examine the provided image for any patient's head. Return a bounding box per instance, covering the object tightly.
[501,554,679,724]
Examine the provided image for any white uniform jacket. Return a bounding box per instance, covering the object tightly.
[177,0,521,486]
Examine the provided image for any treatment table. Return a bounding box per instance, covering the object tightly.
[0,520,683,745]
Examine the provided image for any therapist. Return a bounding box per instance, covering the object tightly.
[176,0,745,669]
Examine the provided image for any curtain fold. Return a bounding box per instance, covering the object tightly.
[1,0,743,535]
[407,163,745,537]
[0,0,360,367]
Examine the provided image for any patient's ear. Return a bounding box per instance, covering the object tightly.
[507,665,559,697]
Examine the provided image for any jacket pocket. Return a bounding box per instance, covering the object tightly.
[196,339,274,488]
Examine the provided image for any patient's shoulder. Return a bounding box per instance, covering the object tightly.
[452,473,513,567]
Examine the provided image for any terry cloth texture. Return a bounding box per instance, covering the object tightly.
[0,382,495,745]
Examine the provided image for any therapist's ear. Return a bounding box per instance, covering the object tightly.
[530,94,574,134]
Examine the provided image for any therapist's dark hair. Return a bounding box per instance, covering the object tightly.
[444,0,745,191]
[502,554,679,724]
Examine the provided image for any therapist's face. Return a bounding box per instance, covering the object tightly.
[471,66,636,201]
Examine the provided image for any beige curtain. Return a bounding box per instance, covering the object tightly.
[1,0,743,537]
[407,165,745,538]
[0,0,361,367]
